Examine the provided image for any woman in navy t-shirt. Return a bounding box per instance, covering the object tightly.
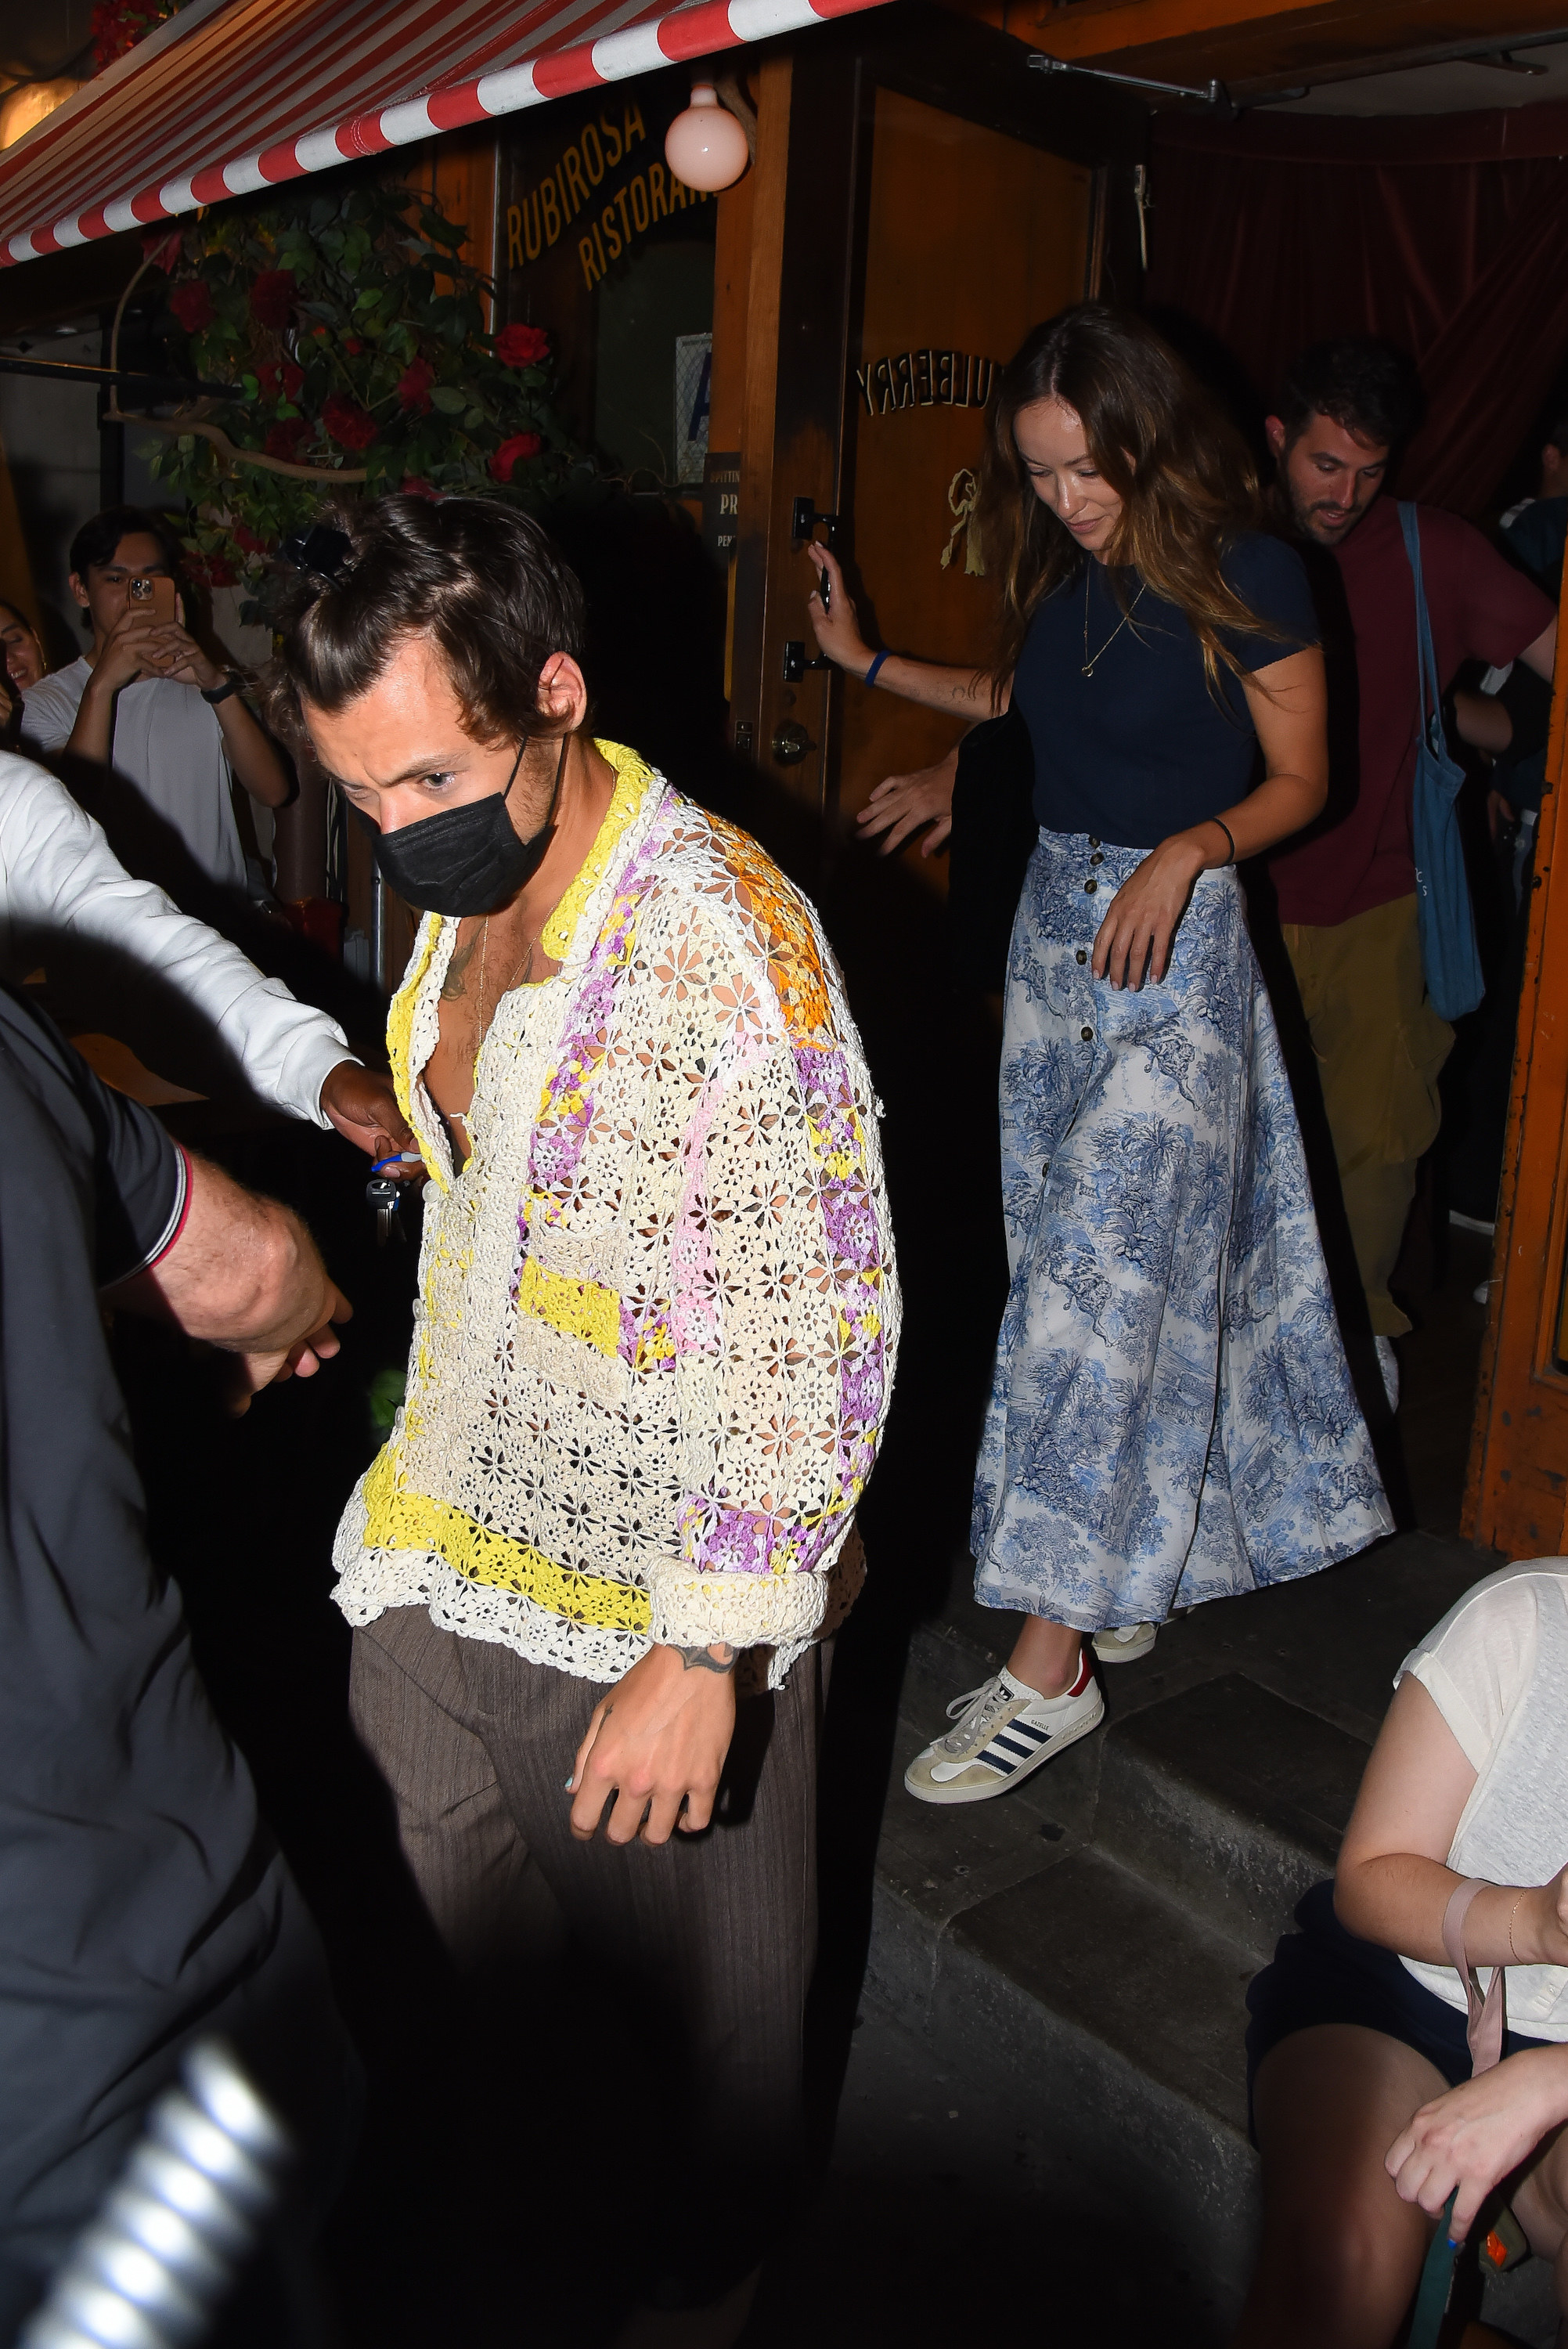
[808,305,1390,1804]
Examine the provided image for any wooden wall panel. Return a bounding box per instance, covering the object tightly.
[727,49,863,818]
[1464,555,1568,1557]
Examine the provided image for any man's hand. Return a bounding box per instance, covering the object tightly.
[144,617,227,695]
[856,747,958,857]
[1386,2045,1568,2242]
[88,606,181,696]
[225,1295,351,1415]
[568,1642,738,1846]
[104,1149,352,1416]
[319,1061,417,1170]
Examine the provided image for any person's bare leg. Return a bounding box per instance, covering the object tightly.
[1506,2119,1568,2348]
[1231,2025,1445,2349]
[612,2268,760,2349]
[1008,1615,1084,1698]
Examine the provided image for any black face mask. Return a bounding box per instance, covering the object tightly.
[368,737,567,917]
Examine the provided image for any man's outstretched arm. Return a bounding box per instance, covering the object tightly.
[104,1149,351,1413]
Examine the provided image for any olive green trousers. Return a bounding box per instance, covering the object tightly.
[1282,893,1454,1338]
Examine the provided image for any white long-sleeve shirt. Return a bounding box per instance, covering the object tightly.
[0,749,351,1125]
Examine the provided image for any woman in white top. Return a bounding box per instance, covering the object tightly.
[1237,1561,1568,2345]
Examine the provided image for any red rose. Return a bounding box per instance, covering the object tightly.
[257,359,304,400]
[343,336,363,356]
[488,431,542,483]
[249,269,295,330]
[495,323,549,369]
[265,418,308,461]
[396,358,434,415]
[168,280,214,334]
[323,394,378,453]
[399,477,439,500]
[232,522,269,557]
[186,548,236,589]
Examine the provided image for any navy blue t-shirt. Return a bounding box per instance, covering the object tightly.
[1015,531,1318,849]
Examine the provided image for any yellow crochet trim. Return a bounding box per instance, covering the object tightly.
[362,1447,652,1632]
[384,914,445,1189]
[516,1256,622,1359]
[541,741,655,963]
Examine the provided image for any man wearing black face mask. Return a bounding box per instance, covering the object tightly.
[271,496,898,2348]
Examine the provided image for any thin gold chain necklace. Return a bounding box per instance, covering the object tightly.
[471,915,535,1064]
[1081,567,1147,678]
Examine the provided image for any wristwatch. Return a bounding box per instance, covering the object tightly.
[201,673,243,705]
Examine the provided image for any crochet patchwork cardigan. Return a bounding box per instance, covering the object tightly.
[332,743,899,1686]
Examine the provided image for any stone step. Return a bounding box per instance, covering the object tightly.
[864,1842,1264,2326]
[1096,1671,1369,1964]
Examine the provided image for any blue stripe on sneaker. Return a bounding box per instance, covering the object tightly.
[977,1745,1019,1773]
[988,1733,1037,1760]
[1005,1718,1050,1744]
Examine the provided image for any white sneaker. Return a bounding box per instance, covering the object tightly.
[1374,1335,1400,1412]
[1092,1621,1158,1664]
[903,1658,1104,1806]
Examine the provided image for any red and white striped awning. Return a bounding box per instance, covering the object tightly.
[0,0,890,268]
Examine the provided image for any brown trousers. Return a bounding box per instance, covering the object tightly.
[348,1607,820,2307]
[1282,893,1454,1339]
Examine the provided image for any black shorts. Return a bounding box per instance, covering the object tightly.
[1245,1882,1551,2142]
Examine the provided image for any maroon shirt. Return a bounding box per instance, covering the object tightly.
[1271,496,1554,928]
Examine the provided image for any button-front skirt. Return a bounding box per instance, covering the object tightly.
[971,828,1391,1632]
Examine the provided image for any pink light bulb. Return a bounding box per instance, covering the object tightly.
[664,84,750,193]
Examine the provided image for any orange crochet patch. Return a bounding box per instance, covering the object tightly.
[712,821,831,1045]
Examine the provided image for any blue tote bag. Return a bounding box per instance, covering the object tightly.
[1399,501,1486,1022]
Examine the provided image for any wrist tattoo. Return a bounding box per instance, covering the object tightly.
[674,1642,737,1676]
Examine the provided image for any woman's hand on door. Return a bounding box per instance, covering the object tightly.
[806,543,876,676]
[856,746,958,857]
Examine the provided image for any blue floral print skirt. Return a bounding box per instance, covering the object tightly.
[971,829,1391,1633]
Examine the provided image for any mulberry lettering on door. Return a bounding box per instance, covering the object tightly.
[856,351,1002,415]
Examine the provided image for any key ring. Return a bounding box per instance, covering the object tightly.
[370,1151,423,1175]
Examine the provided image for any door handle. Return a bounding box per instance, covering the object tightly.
[783,640,831,683]
[770,722,811,766]
[791,496,839,545]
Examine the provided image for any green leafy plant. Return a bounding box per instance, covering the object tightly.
[132,179,574,619]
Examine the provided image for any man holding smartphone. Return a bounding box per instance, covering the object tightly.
[22,504,290,894]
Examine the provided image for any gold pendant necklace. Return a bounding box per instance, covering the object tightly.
[1082,568,1146,678]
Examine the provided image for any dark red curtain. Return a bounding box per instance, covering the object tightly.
[1144,100,1568,514]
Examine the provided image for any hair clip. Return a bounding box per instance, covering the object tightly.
[279,524,355,589]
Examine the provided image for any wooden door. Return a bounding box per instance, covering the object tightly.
[1465,560,1568,1553]
[834,90,1093,870]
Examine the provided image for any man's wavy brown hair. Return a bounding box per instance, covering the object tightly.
[978,304,1283,705]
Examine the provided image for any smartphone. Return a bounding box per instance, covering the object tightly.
[128,575,178,626]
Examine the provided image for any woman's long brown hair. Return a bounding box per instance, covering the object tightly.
[978,303,1282,704]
